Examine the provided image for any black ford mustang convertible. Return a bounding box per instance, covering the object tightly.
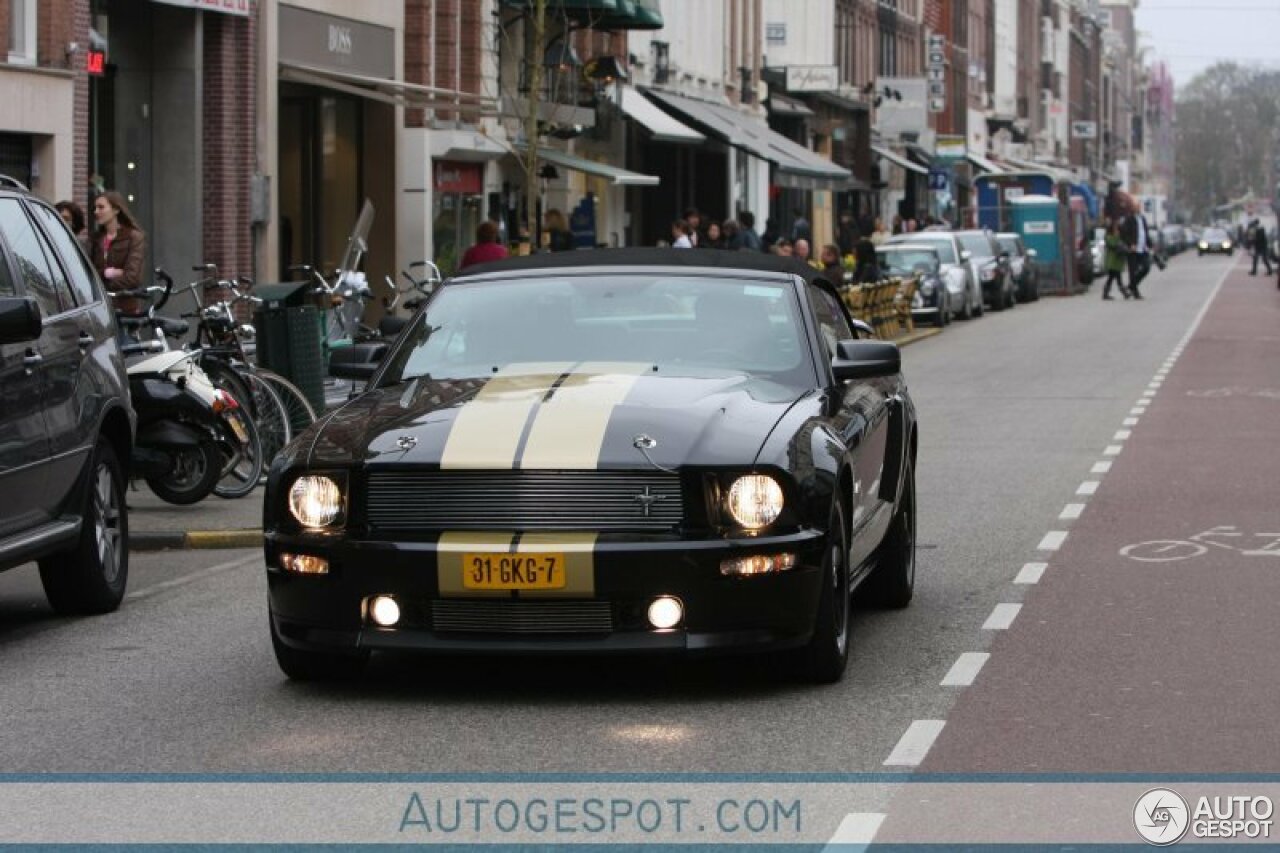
[264,250,918,683]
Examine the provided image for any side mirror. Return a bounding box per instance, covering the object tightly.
[831,339,901,382]
[1026,248,1038,259]
[0,297,43,344]
[960,250,973,262]
[329,361,379,381]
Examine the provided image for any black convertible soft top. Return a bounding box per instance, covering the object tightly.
[455,247,834,286]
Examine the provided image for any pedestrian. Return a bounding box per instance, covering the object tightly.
[459,220,510,270]
[544,209,575,252]
[734,210,764,252]
[720,219,740,249]
[772,238,794,257]
[670,219,694,248]
[90,191,147,316]
[790,207,812,243]
[836,209,858,257]
[1119,200,1152,299]
[55,200,90,254]
[762,217,780,248]
[871,218,890,245]
[701,220,727,250]
[854,235,880,283]
[1250,219,1274,276]
[1101,220,1130,300]
[891,215,903,235]
[683,208,703,247]
[793,238,814,266]
[820,243,845,283]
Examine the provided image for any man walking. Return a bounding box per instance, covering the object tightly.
[1120,202,1152,299]
[1250,220,1274,276]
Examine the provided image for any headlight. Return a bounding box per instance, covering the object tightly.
[1199,242,1209,249]
[1223,241,1232,249]
[726,475,785,529]
[920,280,936,295]
[288,475,345,529]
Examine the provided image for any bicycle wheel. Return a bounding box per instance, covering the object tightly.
[256,369,319,433]
[213,407,264,499]
[237,370,292,464]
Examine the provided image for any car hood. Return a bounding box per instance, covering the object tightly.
[304,365,809,470]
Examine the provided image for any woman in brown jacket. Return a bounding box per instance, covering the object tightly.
[90,191,148,315]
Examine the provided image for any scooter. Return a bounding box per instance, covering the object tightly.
[112,272,255,505]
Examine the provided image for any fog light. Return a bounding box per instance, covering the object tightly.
[720,553,797,577]
[279,552,329,574]
[647,596,683,630]
[370,595,401,627]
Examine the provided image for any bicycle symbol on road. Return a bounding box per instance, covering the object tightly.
[1121,526,1280,563]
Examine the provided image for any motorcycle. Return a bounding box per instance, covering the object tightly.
[112,271,260,505]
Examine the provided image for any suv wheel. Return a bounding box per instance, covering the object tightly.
[38,439,129,615]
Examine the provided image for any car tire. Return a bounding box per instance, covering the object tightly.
[989,291,1005,312]
[974,297,985,317]
[862,457,916,609]
[145,441,222,505]
[38,439,129,615]
[795,495,851,684]
[960,294,973,321]
[270,613,370,681]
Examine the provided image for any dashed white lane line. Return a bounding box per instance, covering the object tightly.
[824,813,886,847]
[1142,390,1157,398]
[941,653,991,687]
[1015,562,1048,584]
[1135,399,1151,407]
[884,720,947,767]
[125,554,259,602]
[1123,417,1140,426]
[1092,461,1113,474]
[1037,530,1068,551]
[1077,481,1100,496]
[983,603,1023,630]
[1114,429,1132,440]
[1129,407,1146,416]
[1104,445,1123,456]
[1060,503,1085,520]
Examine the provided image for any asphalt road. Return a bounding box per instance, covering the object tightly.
[0,254,1237,775]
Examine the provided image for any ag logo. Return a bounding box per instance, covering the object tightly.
[1134,788,1190,846]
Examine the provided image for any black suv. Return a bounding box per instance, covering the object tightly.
[0,178,134,613]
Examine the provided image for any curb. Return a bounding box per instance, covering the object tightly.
[895,328,944,347]
[131,529,263,552]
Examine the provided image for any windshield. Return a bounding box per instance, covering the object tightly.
[959,233,996,259]
[894,235,957,264]
[996,237,1020,255]
[1203,228,1229,241]
[379,275,815,387]
[878,249,938,276]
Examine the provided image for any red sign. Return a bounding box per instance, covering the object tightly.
[434,161,483,195]
[86,50,106,76]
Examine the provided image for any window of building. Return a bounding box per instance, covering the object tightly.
[8,0,37,65]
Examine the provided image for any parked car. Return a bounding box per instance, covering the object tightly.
[0,176,134,613]
[885,231,982,320]
[1161,224,1187,256]
[1089,227,1107,279]
[996,233,1041,303]
[264,249,920,684]
[956,230,1016,310]
[1198,227,1234,256]
[877,244,951,326]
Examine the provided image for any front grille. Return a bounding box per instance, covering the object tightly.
[365,471,683,532]
[431,600,613,634]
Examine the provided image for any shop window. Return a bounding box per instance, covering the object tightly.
[8,0,37,65]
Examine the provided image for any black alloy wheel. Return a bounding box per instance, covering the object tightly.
[862,458,916,609]
[795,495,851,684]
[38,439,129,614]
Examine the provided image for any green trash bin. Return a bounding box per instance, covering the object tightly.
[253,281,325,417]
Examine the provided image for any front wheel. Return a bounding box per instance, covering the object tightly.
[960,294,973,321]
[793,495,851,684]
[862,458,916,609]
[145,440,221,505]
[38,439,129,614]
[270,613,369,681]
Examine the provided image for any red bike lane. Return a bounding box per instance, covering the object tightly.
[918,262,1280,773]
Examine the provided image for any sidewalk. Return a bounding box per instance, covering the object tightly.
[125,330,941,551]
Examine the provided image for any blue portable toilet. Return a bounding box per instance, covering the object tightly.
[1010,194,1067,289]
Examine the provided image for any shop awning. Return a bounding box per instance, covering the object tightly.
[997,155,1075,183]
[280,61,497,114]
[871,144,929,176]
[642,89,852,189]
[518,145,660,186]
[769,93,815,118]
[501,0,663,29]
[611,84,705,144]
[967,152,1005,174]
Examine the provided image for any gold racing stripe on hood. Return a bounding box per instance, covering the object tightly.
[519,362,649,469]
[437,531,514,598]
[439,362,574,469]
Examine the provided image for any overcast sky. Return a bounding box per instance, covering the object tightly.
[1135,0,1280,91]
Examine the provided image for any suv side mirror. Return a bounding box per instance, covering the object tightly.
[1026,248,1038,258]
[960,250,973,262]
[0,297,43,344]
[832,339,901,382]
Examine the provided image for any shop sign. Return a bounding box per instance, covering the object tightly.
[926,32,946,114]
[150,0,249,16]
[86,50,106,75]
[1071,121,1098,139]
[434,162,483,195]
[785,65,838,93]
[279,5,396,79]
[935,136,966,160]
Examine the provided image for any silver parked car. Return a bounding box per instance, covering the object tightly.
[877,244,951,327]
[885,231,982,320]
[996,233,1041,302]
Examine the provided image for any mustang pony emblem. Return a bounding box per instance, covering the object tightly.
[634,486,668,517]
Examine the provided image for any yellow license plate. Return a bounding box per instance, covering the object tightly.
[462,552,566,590]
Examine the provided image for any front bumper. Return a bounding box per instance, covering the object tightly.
[266,529,828,656]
